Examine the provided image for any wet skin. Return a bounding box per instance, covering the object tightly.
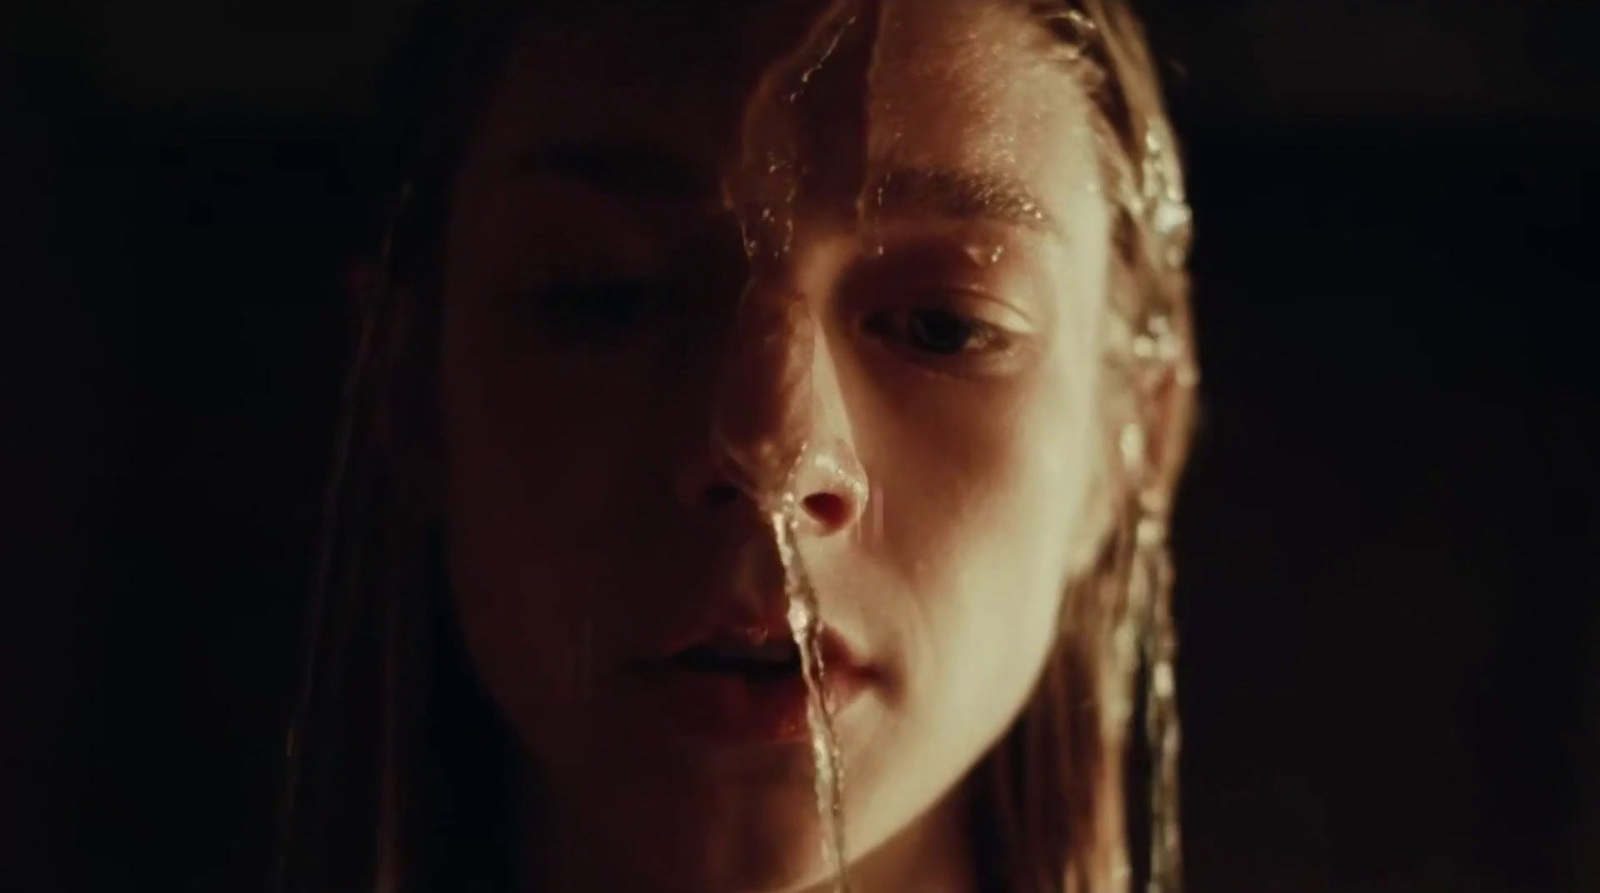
[438,1,1116,890]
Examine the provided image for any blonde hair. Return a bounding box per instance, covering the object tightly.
[981,3,1196,892]
[277,3,1196,892]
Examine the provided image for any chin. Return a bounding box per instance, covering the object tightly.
[553,749,837,893]
[600,813,832,893]
[652,835,828,893]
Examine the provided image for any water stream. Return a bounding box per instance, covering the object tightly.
[737,6,865,886]
[1134,507,1183,893]
[773,492,854,893]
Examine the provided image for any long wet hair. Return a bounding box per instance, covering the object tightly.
[275,2,1197,892]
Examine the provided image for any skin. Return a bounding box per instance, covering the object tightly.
[437,1,1114,890]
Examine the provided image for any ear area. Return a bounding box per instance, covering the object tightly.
[1137,314,1200,507]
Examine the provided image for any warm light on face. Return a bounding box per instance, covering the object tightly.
[433,1,1166,890]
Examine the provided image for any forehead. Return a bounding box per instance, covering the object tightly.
[470,4,816,175]
[466,0,1096,196]
[867,0,1085,173]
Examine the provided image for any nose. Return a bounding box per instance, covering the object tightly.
[674,278,868,537]
[782,438,870,535]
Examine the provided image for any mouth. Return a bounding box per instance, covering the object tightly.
[674,634,803,676]
[627,619,869,744]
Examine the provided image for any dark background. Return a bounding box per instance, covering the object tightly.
[3,1,1596,891]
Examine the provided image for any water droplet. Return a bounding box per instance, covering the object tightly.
[1151,661,1174,699]
[961,243,1006,266]
[1065,9,1098,33]
[1119,422,1147,469]
[1136,516,1165,548]
[1152,200,1192,241]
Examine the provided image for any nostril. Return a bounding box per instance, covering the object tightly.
[801,492,853,531]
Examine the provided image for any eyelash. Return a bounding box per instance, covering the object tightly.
[860,303,1018,366]
[524,278,1021,373]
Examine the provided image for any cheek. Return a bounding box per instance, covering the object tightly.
[830,348,1103,838]
[437,297,669,720]
[866,339,1103,697]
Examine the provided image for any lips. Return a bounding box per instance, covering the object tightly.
[626,610,870,744]
[675,631,802,675]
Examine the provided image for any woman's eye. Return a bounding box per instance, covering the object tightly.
[531,279,675,346]
[907,310,983,355]
[863,308,1011,359]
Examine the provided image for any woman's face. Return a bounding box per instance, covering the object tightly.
[439,0,1113,888]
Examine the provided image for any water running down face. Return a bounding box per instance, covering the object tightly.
[439,1,1118,889]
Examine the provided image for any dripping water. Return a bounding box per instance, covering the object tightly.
[1121,312,1189,893]
[732,7,864,885]
[773,489,852,893]
[1135,122,1191,893]
[786,6,860,105]
[1128,504,1181,893]
[962,242,1006,266]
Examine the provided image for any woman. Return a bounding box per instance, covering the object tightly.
[279,1,1197,891]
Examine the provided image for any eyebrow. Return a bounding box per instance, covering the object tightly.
[867,166,1058,234]
[515,144,1059,235]
[513,141,718,201]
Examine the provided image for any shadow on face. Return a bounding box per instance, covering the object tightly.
[436,1,1114,889]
